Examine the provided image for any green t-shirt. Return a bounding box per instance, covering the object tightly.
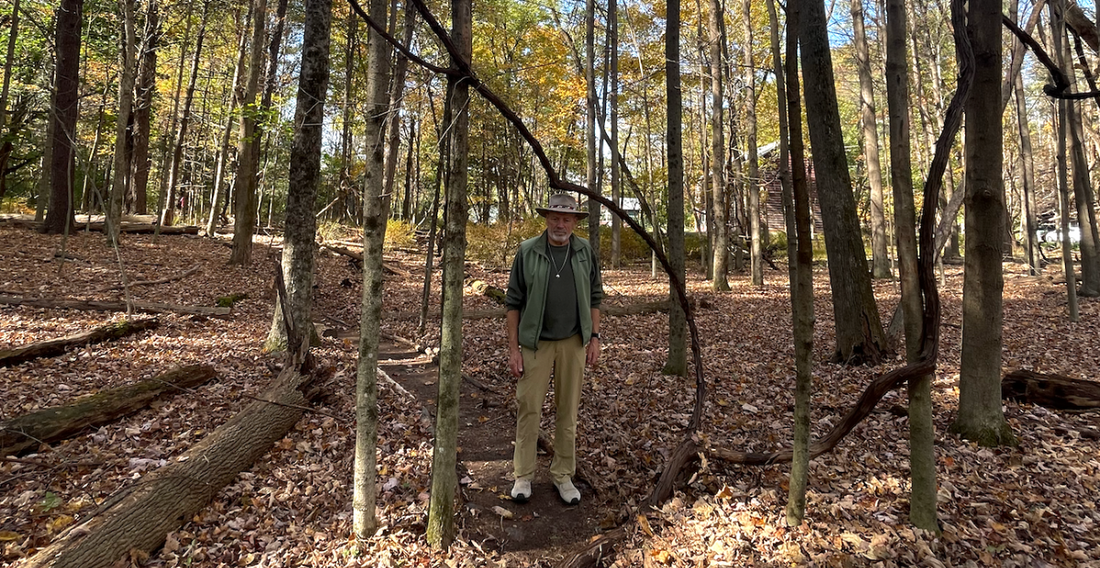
[540,243,579,341]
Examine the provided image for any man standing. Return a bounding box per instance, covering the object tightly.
[505,193,603,505]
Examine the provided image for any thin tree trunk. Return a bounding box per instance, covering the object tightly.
[129,0,158,216]
[609,0,621,268]
[663,0,686,377]
[353,0,391,539]
[380,2,415,220]
[207,6,248,236]
[229,0,268,265]
[427,0,470,547]
[585,0,599,262]
[885,0,937,532]
[0,0,21,200]
[709,0,729,291]
[744,0,762,286]
[775,0,814,527]
[1067,101,1100,296]
[852,0,890,279]
[161,0,207,227]
[1014,67,1040,275]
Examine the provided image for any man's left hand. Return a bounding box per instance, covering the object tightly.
[586,337,600,367]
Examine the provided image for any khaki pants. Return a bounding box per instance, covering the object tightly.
[513,335,585,483]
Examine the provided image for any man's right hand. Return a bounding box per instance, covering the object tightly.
[509,348,524,377]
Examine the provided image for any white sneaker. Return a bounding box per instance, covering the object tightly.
[554,478,580,505]
[510,478,532,503]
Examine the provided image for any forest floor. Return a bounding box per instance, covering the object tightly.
[1,223,1099,567]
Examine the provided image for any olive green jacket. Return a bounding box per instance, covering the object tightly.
[505,232,603,350]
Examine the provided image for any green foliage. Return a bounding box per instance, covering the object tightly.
[216,293,248,308]
[466,217,546,269]
[385,219,416,250]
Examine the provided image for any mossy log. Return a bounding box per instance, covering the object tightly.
[0,318,158,368]
[467,279,506,305]
[0,295,231,316]
[21,356,321,568]
[1002,369,1100,412]
[0,364,216,457]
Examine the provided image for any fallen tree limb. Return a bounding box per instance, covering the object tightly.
[0,295,231,316]
[1002,369,1100,412]
[0,318,159,368]
[21,353,320,568]
[90,265,202,294]
[0,217,200,235]
[406,300,674,321]
[321,244,411,277]
[0,365,215,457]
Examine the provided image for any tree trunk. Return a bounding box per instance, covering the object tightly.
[337,6,357,224]
[743,0,762,287]
[609,0,621,269]
[229,0,268,265]
[42,0,83,235]
[852,0,891,279]
[1067,101,1100,296]
[0,0,21,199]
[708,0,729,291]
[353,0,391,539]
[128,0,158,216]
[1,364,212,458]
[206,6,248,236]
[266,0,331,353]
[775,0,814,527]
[799,0,888,365]
[107,0,136,242]
[427,0,470,548]
[662,0,686,377]
[21,352,318,568]
[0,318,158,369]
[380,3,416,221]
[1014,66,1040,275]
[161,0,208,227]
[585,0,599,263]
[950,0,1017,447]
[885,0,937,532]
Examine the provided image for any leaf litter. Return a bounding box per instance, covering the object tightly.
[0,225,1098,566]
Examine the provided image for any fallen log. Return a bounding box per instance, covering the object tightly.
[0,295,231,316]
[90,265,202,294]
[321,244,411,278]
[0,318,159,368]
[467,279,506,305]
[0,216,199,234]
[0,364,215,457]
[21,354,320,568]
[1002,369,1100,412]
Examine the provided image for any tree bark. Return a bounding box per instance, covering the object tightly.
[743,0,762,287]
[799,0,888,364]
[352,0,391,539]
[0,0,21,200]
[950,0,1017,447]
[228,0,268,265]
[106,0,136,241]
[885,0,938,532]
[0,318,158,369]
[266,0,331,353]
[662,0,686,377]
[0,364,212,458]
[426,0,470,547]
[21,354,318,568]
[206,6,248,237]
[708,0,729,291]
[852,0,891,279]
[609,0,621,268]
[128,0,158,216]
[42,0,83,235]
[1067,101,1100,296]
[161,0,208,227]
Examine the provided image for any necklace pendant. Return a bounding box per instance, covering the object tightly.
[556,274,560,278]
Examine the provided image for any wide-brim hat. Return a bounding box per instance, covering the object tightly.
[536,193,588,218]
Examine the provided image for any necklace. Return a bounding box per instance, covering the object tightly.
[549,243,569,278]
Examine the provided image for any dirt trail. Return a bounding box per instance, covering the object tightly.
[376,339,601,563]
